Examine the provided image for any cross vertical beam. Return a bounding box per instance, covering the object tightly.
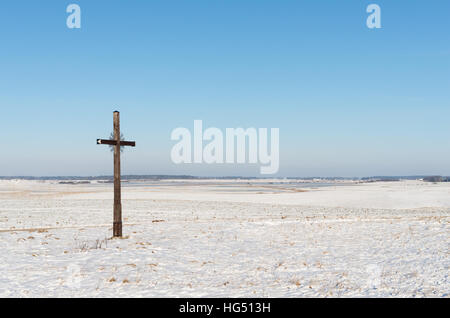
[113,111,122,237]
[97,111,136,238]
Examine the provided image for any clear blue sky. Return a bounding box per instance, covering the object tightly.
[0,0,449,177]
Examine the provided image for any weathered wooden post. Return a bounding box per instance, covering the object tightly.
[113,111,122,237]
[97,111,136,237]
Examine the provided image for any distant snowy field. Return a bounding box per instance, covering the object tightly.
[0,179,448,297]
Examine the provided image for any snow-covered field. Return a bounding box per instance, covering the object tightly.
[0,179,448,297]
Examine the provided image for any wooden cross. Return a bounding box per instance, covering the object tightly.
[97,111,136,237]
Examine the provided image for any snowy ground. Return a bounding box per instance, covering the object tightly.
[0,179,448,297]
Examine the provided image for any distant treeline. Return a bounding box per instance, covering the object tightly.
[422,176,450,182]
[361,176,450,182]
[0,175,199,181]
[0,175,256,181]
[1,175,449,182]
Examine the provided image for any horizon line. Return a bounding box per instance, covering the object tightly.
[0,174,448,180]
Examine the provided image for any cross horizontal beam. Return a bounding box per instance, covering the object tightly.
[97,139,136,147]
